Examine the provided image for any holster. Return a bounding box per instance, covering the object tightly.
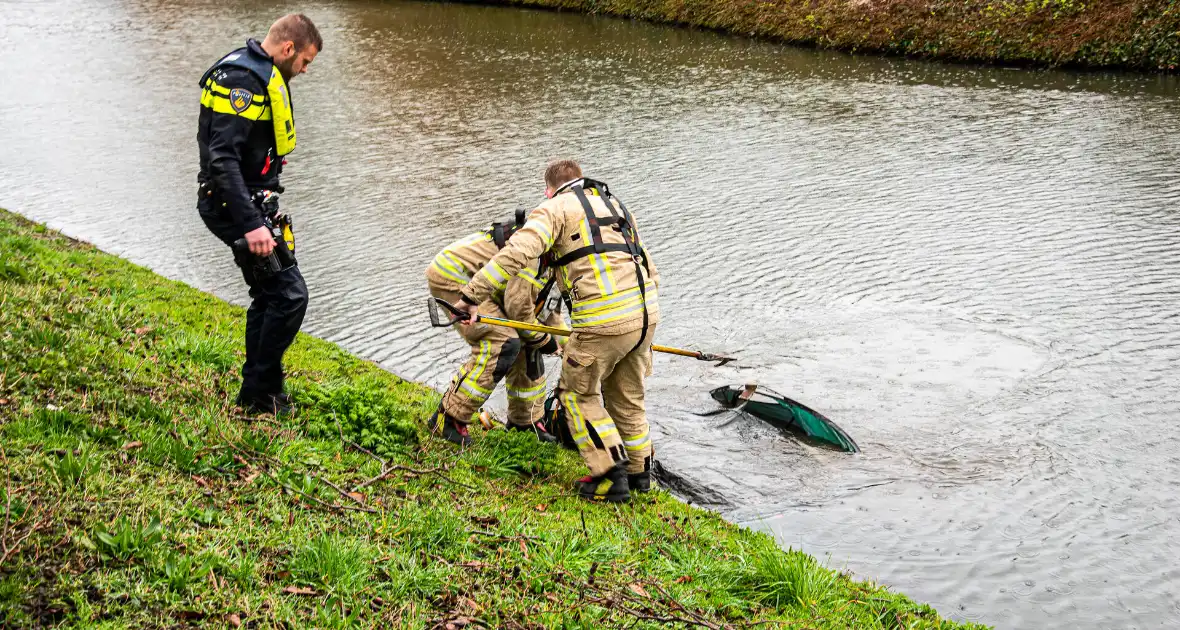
[230,192,297,281]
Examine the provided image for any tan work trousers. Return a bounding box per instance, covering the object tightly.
[431,287,547,426]
[557,325,656,476]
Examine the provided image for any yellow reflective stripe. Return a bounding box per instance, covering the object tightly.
[592,253,615,294]
[572,283,655,313]
[265,66,296,156]
[200,89,270,120]
[589,416,618,440]
[570,288,658,328]
[204,79,265,102]
[519,274,545,290]
[515,265,546,290]
[624,430,650,451]
[459,341,494,398]
[564,393,591,446]
[431,251,471,285]
[574,294,644,319]
[577,221,611,297]
[506,383,547,402]
[479,261,509,290]
[526,219,554,247]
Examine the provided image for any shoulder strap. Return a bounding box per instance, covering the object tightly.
[564,181,652,350]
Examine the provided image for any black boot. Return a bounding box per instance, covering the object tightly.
[508,420,558,444]
[628,455,654,493]
[628,471,652,493]
[236,392,293,416]
[575,466,630,503]
[427,406,472,447]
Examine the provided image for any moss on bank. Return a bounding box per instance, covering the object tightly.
[473,0,1180,70]
[0,208,983,628]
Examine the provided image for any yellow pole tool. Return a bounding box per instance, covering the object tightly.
[428,297,735,366]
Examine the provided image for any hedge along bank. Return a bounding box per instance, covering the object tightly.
[473,0,1180,70]
[0,208,985,628]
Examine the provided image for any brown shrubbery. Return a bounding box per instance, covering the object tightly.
[493,0,1180,70]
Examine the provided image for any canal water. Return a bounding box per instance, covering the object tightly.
[3,0,1179,626]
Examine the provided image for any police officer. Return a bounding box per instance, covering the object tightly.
[197,14,322,415]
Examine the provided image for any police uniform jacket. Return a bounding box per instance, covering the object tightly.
[197,39,296,233]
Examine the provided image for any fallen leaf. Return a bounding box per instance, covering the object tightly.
[628,583,650,598]
[535,504,547,512]
[226,613,242,627]
[675,575,694,584]
[241,471,260,484]
[545,593,559,603]
[191,475,210,488]
[121,441,143,451]
[282,585,317,596]
[0,399,9,405]
[470,515,499,526]
[347,492,366,503]
[134,326,152,336]
[276,571,291,580]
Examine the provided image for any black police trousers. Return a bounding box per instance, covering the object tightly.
[198,197,308,400]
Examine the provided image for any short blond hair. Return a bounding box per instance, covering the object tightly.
[544,160,582,190]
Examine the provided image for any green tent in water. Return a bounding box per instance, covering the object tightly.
[707,385,859,453]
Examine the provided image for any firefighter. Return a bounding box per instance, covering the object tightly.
[426,211,563,446]
[196,15,321,415]
[455,161,659,503]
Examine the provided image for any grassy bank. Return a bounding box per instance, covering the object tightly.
[477,0,1180,70]
[0,208,983,628]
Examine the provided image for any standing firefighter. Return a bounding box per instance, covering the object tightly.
[197,15,321,415]
[426,211,563,446]
[456,161,659,503]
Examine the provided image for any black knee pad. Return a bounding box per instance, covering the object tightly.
[493,337,522,382]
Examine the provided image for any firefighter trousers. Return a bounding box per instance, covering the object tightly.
[431,287,547,426]
[557,325,657,477]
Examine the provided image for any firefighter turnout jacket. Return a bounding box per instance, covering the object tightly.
[197,39,297,233]
[426,223,561,426]
[461,179,660,336]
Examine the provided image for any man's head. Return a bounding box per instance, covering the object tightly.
[544,160,583,198]
[261,14,322,81]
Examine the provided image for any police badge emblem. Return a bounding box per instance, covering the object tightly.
[229,88,253,114]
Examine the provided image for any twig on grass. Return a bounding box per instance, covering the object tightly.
[345,440,476,491]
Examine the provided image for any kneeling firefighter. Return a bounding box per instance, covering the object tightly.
[425,210,564,446]
[454,160,660,503]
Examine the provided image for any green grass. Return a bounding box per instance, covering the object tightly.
[0,208,986,628]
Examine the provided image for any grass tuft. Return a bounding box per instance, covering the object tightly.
[288,533,374,596]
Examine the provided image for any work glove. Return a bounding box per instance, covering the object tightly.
[527,334,560,355]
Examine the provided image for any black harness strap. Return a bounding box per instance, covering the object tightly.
[568,182,651,353]
[572,187,605,254]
